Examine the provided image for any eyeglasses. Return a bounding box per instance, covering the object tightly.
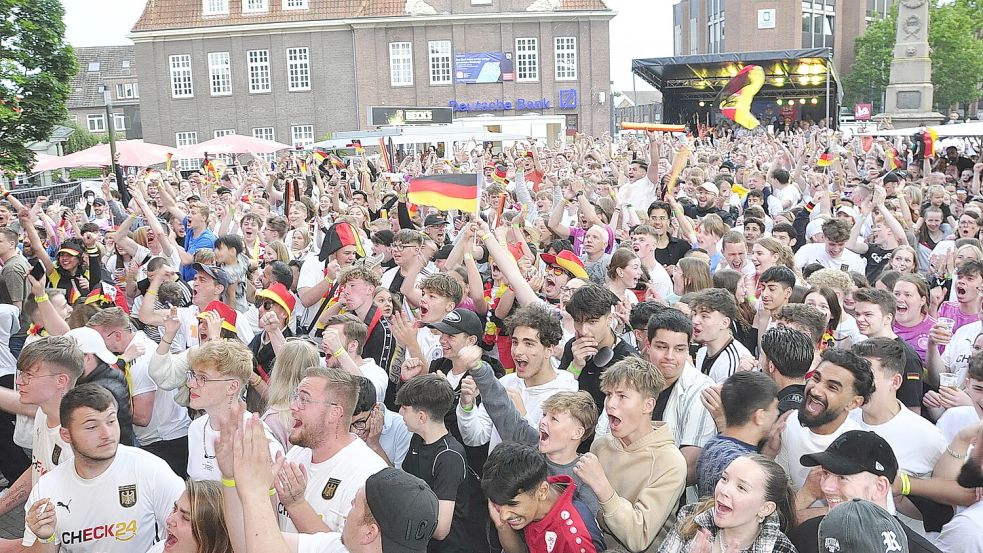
[186,371,237,387]
[391,244,419,252]
[260,300,275,311]
[650,216,669,222]
[546,266,566,277]
[350,417,368,432]
[15,371,60,385]
[289,391,338,410]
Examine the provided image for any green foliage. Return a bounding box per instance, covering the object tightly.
[0,0,77,172]
[843,0,983,111]
[63,121,101,154]
[68,168,103,180]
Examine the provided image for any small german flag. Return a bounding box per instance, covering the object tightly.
[67,285,81,304]
[84,287,113,307]
[408,173,480,213]
[886,148,901,170]
[817,149,834,167]
[923,128,938,158]
[313,149,328,163]
[347,140,365,155]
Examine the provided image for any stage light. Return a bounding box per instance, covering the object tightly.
[789,99,797,106]
[811,98,818,104]
[810,76,823,85]
[728,66,738,77]
[798,76,810,85]
[799,98,806,104]
[699,101,705,107]
[777,99,784,105]
[774,77,785,87]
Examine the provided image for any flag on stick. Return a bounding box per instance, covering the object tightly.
[717,65,765,129]
[817,148,834,167]
[408,173,480,213]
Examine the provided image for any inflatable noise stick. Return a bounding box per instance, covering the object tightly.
[621,122,687,133]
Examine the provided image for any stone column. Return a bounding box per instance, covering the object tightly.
[874,0,944,127]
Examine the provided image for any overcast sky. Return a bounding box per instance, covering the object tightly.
[61,0,671,91]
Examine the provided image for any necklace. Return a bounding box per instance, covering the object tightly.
[202,417,216,471]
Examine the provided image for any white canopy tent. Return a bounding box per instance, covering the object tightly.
[857,121,983,137]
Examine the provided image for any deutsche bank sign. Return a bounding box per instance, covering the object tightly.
[448,90,578,113]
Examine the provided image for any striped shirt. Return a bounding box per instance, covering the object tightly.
[695,337,752,384]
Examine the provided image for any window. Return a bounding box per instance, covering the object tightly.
[122,60,130,69]
[291,125,315,148]
[471,0,491,4]
[246,50,271,93]
[116,83,139,99]
[87,62,100,72]
[213,130,236,164]
[169,54,194,98]
[802,0,835,48]
[515,38,538,82]
[214,129,235,138]
[87,114,105,132]
[176,132,199,170]
[203,0,229,14]
[689,17,698,53]
[286,47,311,91]
[283,0,308,8]
[208,52,232,96]
[244,0,268,12]
[428,40,452,85]
[707,0,725,54]
[554,37,577,80]
[253,128,276,163]
[389,42,413,86]
[112,113,126,131]
[69,114,78,125]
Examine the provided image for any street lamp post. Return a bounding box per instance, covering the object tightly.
[104,89,129,206]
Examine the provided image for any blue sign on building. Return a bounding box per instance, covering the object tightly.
[447,90,578,113]
[559,89,578,109]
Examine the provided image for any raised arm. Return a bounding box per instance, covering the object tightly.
[547,188,572,239]
[18,209,55,275]
[476,221,540,307]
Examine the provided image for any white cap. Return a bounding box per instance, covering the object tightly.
[65,327,116,365]
[806,219,826,240]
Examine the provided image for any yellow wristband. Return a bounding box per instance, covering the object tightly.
[462,403,474,413]
[35,294,49,304]
[899,472,911,496]
[221,478,236,488]
[332,348,346,358]
[39,534,56,544]
[567,361,583,378]
[268,488,276,497]
[146,290,157,297]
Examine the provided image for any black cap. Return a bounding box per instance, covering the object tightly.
[427,308,483,338]
[93,197,107,206]
[365,468,438,553]
[800,430,898,481]
[216,186,232,196]
[818,499,909,553]
[883,171,900,184]
[423,214,447,227]
[371,229,395,246]
[191,263,231,287]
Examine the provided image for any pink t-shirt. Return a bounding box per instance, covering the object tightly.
[937,301,980,334]
[894,315,935,364]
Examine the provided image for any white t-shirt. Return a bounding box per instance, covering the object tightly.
[166,305,255,353]
[129,332,191,446]
[0,304,19,377]
[277,438,387,533]
[936,405,981,443]
[23,445,184,551]
[942,320,982,383]
[31,407,73,485]
[297,252,329,331]
[695,338,752,384]
[186,412,284,481]
[617,175,658,212]
[793,242,867,274]
[358,359,389,405]
[849,402,946,477]
[416,328,444,365]
[934,500,983,553]
[646,262,673,299]
[296,532,349,553]
[777,413,862,489]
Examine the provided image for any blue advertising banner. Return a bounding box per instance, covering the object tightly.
[454,52,515,84]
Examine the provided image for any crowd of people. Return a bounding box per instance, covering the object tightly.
[0,123,983,553]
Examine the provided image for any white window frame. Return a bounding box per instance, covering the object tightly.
[282,0,308,8]
[286,47,311,91]
[175,132,200,170]
[554,37,577,81]
[87,62,100,72]
[291,125,315,148]
[243,0,268,12]
[214,129,235,138]
[208,52,232,96]
[112,113,126,131]
[389,42,413,87]
[169,54,194,98]
[115,83,139,100]
[246,50,271,93]
[252,128,276,163]
[202,0,229,15]
[515,38,538,82]
[87,114,105,133]
[428,40,452,85]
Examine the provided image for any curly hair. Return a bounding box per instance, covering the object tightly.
[506,304,563,347]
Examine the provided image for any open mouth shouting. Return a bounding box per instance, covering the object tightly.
[803,393,827,417]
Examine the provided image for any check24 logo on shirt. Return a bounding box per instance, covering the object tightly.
[59,520,138,545]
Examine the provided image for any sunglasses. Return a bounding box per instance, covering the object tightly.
[546,266,566,277]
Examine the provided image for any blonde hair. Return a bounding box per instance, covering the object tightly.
[187,340,253,388]
[266,340,319,418]
[890,245,920,274]
[600,357,666,400]
[805,268,855,297]
[755,237,798,276]
[541,391,599,442]
[185,479,234,553]
[677,257,713,294]
[266,241,290,263]
[699,214,728,238]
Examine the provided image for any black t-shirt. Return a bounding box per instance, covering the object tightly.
[864,244,895,283]
[788,513,942,553]
[895,336,925,408]
[402,433,490,553]
[359,305,396,390]
[777,383,805,414]
[558,338,640,410]
[652,379,678,421]
[655,237,692,268]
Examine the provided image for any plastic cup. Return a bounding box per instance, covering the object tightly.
[939,372,960,389]
[937,317,956,333]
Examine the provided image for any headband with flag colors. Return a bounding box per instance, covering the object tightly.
[718,65,765,130]
[408,173,480,213]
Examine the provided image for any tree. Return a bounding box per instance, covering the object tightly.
[842,0,983,112]
[63,120,103,154]
[0,0,77,172]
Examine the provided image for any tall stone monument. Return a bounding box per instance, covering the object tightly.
[874,0,944,127]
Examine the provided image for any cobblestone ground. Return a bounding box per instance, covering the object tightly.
[0,504,23,539]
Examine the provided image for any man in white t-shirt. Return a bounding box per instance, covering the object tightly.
[772,348,872,490]
[23,383,184,552]
[689,289,752,384]
[794,218,866,274]
[275,368,388,534]
[0,337,82,523]
[87,307,191,478]
[616,131,662,213]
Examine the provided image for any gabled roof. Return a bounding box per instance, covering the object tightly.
[132,0,609,33]
[68,46,138,109]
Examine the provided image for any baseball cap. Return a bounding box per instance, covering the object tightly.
[93,197,107,206]
[423,214,447,227]
[434,244,454,261]
[800,430,899,481]
[365,468,438,553]
[65,327,117,365]
[818,499,908,553]
[192,263,231,287]
[371,229,395,246]
[806,219,826,240]
[427,308,483,338]
[698,182,719,195]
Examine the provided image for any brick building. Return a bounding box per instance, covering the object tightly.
[67,46,143,139]
[130,0,614,163]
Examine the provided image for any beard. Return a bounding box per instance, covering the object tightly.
[797,400,841,429]
[289,419,326,449]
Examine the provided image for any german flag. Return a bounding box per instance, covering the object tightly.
[313,149,328,163]
[923,128,938,158]
[347,140,365,155]
[84,286,113,307]
[718,65,765,130]
[67,285,81,305]
[378,137,394,172]
[817,148,834,167]
[408,173,480,213]
[886,148,901,170]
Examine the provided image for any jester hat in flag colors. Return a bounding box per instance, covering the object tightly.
[197,301,238,333]
[541,250,589,280]
[319,221,366,262]
[718,65,765,130]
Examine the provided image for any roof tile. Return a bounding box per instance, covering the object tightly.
[68,46,139,109]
